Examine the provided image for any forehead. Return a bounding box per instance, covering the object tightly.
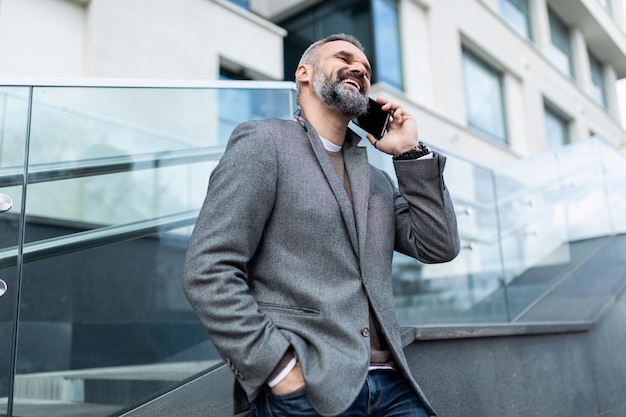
[319,40,370,64]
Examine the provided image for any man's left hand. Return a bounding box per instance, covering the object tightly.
[366,98,419,156]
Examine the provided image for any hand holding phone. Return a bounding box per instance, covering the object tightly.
[353,98,391,139]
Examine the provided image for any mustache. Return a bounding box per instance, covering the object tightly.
[336,70,366,92]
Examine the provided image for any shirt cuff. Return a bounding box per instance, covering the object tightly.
[267,355,298,388]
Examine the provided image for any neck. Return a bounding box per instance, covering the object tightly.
[299,91,352,146]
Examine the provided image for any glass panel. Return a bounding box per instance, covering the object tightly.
[599,137,626,234]
[462,49,508,143]
[393,154,509,324]
[493,151,572,319]
[549,8,574,78]
[499,0,533,40]
[391,134,626,325]
[555,140,613,241]
[20,86,293,237]
[12,84,295,416]
[0,86,30,416]
[544,105,569,149]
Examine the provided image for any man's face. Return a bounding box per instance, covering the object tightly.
[310,41,371,118]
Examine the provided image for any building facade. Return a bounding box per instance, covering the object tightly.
[1,1,626,416]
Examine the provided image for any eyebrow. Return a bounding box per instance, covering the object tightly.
[336,50,372,77]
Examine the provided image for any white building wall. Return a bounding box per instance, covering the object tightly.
[0,0,86,77]
[85,0,285,80]
[0,0,285,81]
[398,0,434,111]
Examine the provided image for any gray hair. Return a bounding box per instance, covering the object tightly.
[298,33,365,67]
[296,33,366,94]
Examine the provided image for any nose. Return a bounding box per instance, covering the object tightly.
[350,64,371,87]
[350,62,368,77]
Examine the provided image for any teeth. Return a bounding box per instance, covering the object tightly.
[342,79,360,90]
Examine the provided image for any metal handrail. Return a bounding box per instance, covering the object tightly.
[0,146,225,187]
[0,210,199,269]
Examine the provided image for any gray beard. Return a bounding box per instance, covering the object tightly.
[312,70,368,118]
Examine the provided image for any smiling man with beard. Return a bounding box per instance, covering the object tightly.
[182,33,460,417]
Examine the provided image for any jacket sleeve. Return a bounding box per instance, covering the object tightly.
[181,121,291,397]
[392,152,461,263]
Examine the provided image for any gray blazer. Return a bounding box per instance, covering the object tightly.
[182,116,460,416]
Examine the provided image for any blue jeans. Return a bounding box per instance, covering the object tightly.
[251,370,430,417]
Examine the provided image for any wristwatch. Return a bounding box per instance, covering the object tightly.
[393,141,431,160]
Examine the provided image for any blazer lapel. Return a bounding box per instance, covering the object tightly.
[302,122,360,256]
[343,132,370,258]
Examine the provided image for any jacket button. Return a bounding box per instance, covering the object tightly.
[361,327,370,337]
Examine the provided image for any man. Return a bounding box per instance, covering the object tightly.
[182,33,460,416]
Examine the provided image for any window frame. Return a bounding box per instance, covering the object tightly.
[548,7,575,79]
[461,47,509,145]
[499,0,533,41]
[544,102,571,150]
[588,50,607,108]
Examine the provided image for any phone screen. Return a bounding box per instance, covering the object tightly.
[353,98,391,139]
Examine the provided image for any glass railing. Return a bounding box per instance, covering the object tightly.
[0,81,296,417]
[0,80,624,416]
[394,136,626,325]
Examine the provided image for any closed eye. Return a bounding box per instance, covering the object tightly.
[335,51,372,79]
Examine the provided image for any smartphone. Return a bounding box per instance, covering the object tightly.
[353,98,391,139]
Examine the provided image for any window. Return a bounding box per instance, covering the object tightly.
[372,0,403,88]
[280,0,403,91]
[462,48,508,144]
[544,105,570,149]
[499,0,533,40]
[589,51,607,108]
[548,8,574,78]
[227,0,249,9]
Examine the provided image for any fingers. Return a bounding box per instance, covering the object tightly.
[366,133,386,153]
[374,97,407,124]
[366,133,378,148]
[369,98,419,153]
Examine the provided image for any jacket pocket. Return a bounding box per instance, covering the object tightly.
[258,302,320,316]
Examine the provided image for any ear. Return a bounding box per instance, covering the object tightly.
[295,64,312,85]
